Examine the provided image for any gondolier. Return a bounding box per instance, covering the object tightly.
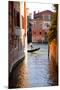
[30,43,33,49]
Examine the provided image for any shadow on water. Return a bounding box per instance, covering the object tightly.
[9,59,29,88]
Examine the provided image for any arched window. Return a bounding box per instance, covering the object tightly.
[39,32,41,35]
[34,31,36,35]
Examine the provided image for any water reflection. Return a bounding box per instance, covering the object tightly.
[9,44,58,88]
[27,44,50,87]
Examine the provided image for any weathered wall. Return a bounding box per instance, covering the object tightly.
[9,1,25,72]
[49,39,58,65]
[49,39,58,85]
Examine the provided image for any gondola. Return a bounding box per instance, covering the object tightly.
[27,47,40,52]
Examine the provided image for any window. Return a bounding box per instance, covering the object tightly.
[39,23,42,29]
[39,15,43,19]
[43,15,49,21]
[45,16,48,20]
[14,9,20,27]
[40,32,41,35]
[34,21,36,29]
[33,31,36,35]
[43,15,51,21]
[48,15,51,21]
[16,12,20,27]
[46,24,50,27]
[45,32,47,35]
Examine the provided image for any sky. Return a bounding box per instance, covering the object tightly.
[26,2,55,18]
[21,2,55,18]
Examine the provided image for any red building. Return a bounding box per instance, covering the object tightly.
[32,10,54,43]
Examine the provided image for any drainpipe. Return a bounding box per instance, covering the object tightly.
[24,0,28,64]
[24,1,27,33]
[24,1,27,48]
[19,2,22,51]
[20,2,22,33]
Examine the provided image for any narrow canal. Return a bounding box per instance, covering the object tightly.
[9,43,58,88]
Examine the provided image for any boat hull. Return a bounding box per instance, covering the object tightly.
[27,48,40,52]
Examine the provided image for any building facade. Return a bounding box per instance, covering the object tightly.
[9,1,25,72]
[32,10,54,43]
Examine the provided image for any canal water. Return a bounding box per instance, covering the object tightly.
[9,43,58,88]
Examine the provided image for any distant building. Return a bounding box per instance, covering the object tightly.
[32,10,54,43]
[9,1,25,72]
